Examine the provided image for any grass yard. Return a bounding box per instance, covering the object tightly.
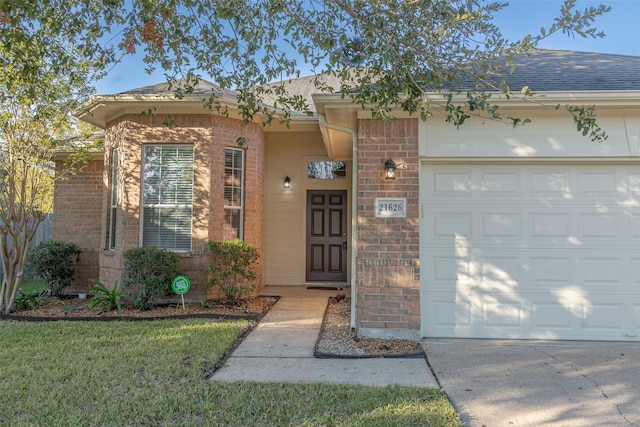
[0,319,462,426]
[16,279,46,294]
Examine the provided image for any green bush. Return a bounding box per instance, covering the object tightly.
[26,240,82,297]
[121,246,180,310]
[207,239,259,306]
[14,288,47,310]
[88,280,128,313]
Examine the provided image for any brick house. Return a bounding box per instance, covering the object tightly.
[56,50,640,341]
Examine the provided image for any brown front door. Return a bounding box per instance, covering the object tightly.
[306,190,348,282]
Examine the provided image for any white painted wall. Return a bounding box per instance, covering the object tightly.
[420,108,640,158]
[264,131,351,286]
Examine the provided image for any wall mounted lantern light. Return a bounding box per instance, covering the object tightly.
[384,158,405,180]
[283,176,291,188]
[384,158,397,179]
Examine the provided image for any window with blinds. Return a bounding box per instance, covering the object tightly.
[106,148,119,250]
[142,145,194,251]
[224,148,244,240]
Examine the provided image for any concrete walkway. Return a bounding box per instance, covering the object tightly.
[211,286,438,388]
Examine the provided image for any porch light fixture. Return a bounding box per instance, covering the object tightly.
[283,176,291,188]
[384,158,405,180]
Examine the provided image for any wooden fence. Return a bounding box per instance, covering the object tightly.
[30,213,53,250]
[0,214,54,279]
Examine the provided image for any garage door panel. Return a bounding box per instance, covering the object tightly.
[631,215,640,238]
[480,256,523,286]
[531,213,571,237]
[531,304,574,329]
[577,170,620,194]
[426,247,639,286]
[478,170,520,194]
[425,293,640,340]
[530,257,573,284]
[530,170,571,195]
[483,302,524,327]
[430,255,461,282]
[579,213,622,238]
[431,171,472,195]
[432,300,472,327]
[421,163,640,341]
[431,213,472,238]
[427,209,635,246]
[633,259,640,285]
[579,258,624,284]
[480,212,521,238]
[583,304,626,331]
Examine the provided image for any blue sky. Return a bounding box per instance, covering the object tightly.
[95,0,640,94]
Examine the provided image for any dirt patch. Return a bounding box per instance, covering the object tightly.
[316,297,424,358]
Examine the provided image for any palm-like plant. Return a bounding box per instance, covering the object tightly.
[88,280,127,313]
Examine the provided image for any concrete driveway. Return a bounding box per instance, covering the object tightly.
[423,339,640,426]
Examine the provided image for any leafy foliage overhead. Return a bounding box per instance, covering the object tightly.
[1,0,612,131]
[112,0,610,139]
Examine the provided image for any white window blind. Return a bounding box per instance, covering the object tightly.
[107,148,119,250]
[142,145,194,251]
[224,148,244,240]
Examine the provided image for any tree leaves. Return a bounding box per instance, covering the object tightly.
[563,104,608,142]
[3,0,608,137]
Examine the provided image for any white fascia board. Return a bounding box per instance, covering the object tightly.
[422,90,640,108]
[76,93,320,129]
[315,91,640,120]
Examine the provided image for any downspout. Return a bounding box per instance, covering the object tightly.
[318,113,358,331]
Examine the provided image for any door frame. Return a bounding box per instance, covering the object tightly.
[305,190,348,283]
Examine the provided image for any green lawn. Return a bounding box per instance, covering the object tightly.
[0,319,462,426]
[17,278,46,294]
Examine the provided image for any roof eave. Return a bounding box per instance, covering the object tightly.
[75,92,249,128]
[426,90,640,109]
[76,93,321,130]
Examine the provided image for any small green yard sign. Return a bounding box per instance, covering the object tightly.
[171,276,191,295]
[171,275,191,309]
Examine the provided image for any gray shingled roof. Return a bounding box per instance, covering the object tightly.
[119,78,239,98]
[498,49,640,92]
[117,50,640,111]
[263,50,640,109]
[259,73,350,112]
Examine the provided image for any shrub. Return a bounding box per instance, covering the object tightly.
[207,239,259,306]
[88,280,127,313]
[14,288,47,310]
[26,240,82,297]
[121,246,180,310]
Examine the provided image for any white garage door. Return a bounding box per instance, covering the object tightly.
[420,163,640,341]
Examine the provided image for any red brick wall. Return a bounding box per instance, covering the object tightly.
[88,113,266,297]
[52,158,103,289]
[208,116,265,292]
[356,118,420,338]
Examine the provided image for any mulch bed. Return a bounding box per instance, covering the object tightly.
[1,295,278,322]
[3,293,424,358]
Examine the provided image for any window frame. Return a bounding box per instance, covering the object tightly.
[223,147,245,240]
[140,144,194,252]
[307,161,347,180]
[106,148,119,250]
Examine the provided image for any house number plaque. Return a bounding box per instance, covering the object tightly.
[375,198,407,218]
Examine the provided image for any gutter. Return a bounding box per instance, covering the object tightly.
[317,113,358,331]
